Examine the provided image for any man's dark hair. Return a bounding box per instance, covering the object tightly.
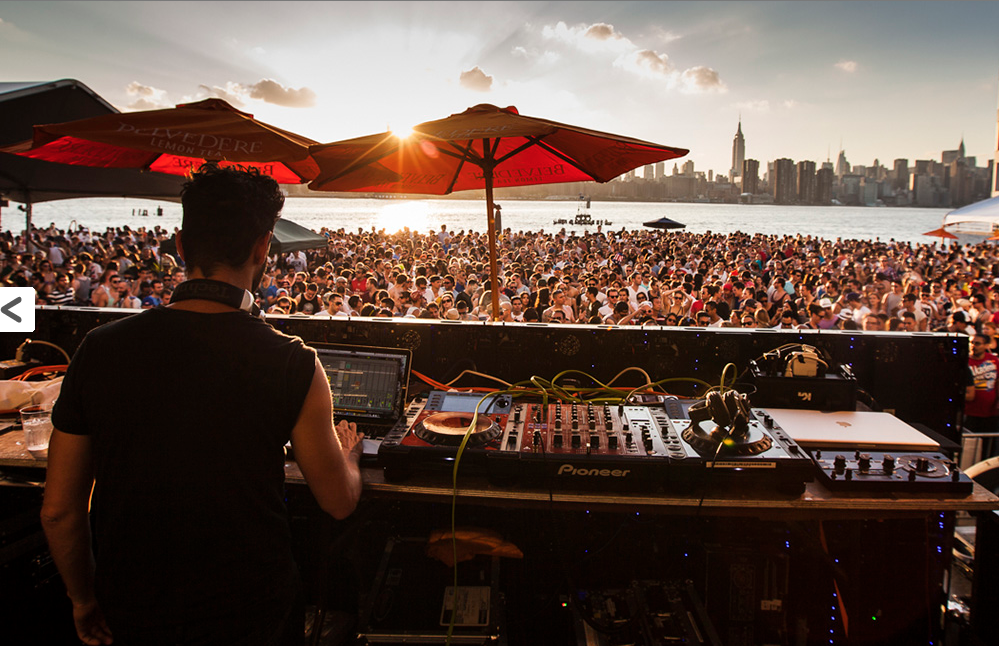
[180,166,284,274]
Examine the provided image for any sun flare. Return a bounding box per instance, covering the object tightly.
[376,200,431,234]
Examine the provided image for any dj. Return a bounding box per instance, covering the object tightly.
[41,166,364,645]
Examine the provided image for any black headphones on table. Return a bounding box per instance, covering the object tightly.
[170,279,263,318]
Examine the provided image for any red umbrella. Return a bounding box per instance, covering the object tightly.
[309,104,688,319]
[922,227,959,240]
[2,98,319,183]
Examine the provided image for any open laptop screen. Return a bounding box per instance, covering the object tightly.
[312,344,411,423]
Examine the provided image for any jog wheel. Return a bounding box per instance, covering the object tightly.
[413,412,502,447]
[896,454,950,478]
[681,419,773,456]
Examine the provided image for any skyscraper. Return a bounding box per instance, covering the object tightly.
[742,159,759,194]
[797,160,816,204]
[836,149,850,177]
[773,158,796,204]
[993,76,999,197]
[730,119,745,179]
[893,159,909,191]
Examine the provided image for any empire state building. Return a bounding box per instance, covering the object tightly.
[730,120,745,179]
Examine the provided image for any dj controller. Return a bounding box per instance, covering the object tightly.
[379,391,814,494]
[378,390,977,495]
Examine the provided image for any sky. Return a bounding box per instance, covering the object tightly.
[2,1,998,179]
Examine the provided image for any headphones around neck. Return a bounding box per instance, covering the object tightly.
[171,279,262,317]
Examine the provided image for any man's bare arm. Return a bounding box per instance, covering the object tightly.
[40,429,112,645]
[290,358,363,519]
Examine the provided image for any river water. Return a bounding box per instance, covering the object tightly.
[4,197,953,246]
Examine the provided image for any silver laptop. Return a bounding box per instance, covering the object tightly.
[761,408,940,451]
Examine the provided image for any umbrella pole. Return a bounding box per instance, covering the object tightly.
[484,168,501,322]
[24,191,33,254]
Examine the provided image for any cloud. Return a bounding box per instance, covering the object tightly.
[197,82,246,107]
[649,26,683,45]
[124,82,171,110]
[188,79,316,108]
[616,50,674,79]
[246,79,316,107]
[782,99,799,109]
[679,66,726,93]
[835,60,858,73]
[732,100,771,112]
[459,66,493,92]
[542,21,634,55]
[584,23,623,42]
[542,20,722,92]
[512,46,561,65]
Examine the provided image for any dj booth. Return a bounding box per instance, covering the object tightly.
[1,308,997,645]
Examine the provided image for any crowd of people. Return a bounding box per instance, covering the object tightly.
[7,219,999,337]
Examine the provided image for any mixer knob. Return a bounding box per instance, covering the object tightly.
[571,434,581,448]
[883,454,895,473]
[608,435,619,449]
[858,454,871,473]
[908,469,918,481]
[644,437,654,451]
[625,433,633,445]
[533,430,541,446]
[915,457,930,473]
[590,436,600,449]
[553,434,563,448]
[844,469,853,481]
[951,467,961,482]
[854,449,862,460]
[833,455,846,474]
[571,420,579,430]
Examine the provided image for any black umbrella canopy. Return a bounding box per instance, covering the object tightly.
[643,217,686,230]
[269,218,328,255]
[163,218,327,260]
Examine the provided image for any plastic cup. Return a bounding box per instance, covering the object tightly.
[20,405,53,453]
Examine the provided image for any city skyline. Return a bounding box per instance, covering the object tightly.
[1,1,997,178]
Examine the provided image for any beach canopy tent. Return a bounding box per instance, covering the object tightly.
[643,217,686,230]
[0,80,187,204]
[0,80,186,244]
[940,194,999,237]
[269,218,328,255]
[163,217,326,260]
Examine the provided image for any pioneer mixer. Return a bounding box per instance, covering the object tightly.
[379,391,815,494]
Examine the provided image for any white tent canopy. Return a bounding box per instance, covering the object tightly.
[941,195,999,236]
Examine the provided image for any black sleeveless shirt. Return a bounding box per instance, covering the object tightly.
[53,307,315,627]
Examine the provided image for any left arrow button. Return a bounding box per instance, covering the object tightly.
[1,296,21,323]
